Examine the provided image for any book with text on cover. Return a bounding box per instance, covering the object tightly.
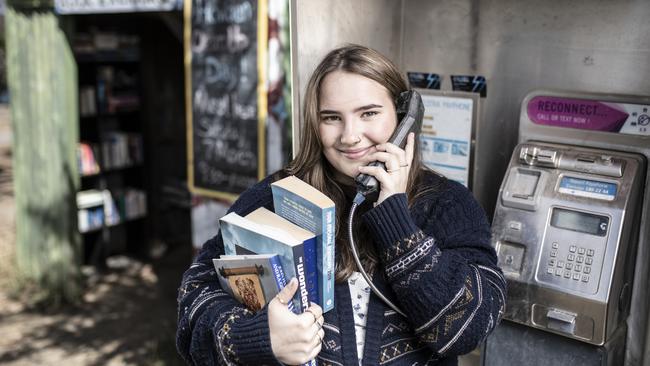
[220,208,317,314]
[272,175,336,313]
[213,254,292,313]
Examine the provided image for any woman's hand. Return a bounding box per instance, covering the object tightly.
[269,278,325,365]
[358,132,415,204]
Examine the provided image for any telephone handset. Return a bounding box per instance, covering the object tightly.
[349,90,424,317]
[354,90,425,198]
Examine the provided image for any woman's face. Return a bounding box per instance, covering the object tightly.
[318,71,397,179]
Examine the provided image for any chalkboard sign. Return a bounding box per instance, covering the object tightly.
[185,0,267,199]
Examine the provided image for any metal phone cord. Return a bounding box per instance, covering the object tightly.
[348,192,406,317]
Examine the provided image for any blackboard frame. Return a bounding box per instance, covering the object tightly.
[184,0,268,201]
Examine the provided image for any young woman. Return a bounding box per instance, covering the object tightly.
[177,44,506,366]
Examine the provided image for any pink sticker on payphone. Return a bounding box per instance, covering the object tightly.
[527,96,629,132]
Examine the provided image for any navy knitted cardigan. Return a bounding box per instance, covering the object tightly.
[176,171,506,365]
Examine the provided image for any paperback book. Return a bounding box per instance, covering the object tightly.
[271,175,336,312]
[212,254,292,312]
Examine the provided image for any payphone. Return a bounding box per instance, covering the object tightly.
[495,142,644,345]
[485,90,650,365]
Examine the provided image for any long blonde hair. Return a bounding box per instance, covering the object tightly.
[283,44,435,281]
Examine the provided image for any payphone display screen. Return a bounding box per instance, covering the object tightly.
[550,208,608,236]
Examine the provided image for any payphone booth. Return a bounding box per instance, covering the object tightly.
[485,90,650,366]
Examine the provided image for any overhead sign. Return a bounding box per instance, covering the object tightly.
[527,95,650,136]
[55,0,182,14]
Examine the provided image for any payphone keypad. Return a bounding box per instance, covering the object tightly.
[545,243,595,284]
[539,233,605,294]
[537,206,610,294]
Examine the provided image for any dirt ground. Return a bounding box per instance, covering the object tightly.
[0,106,189,365]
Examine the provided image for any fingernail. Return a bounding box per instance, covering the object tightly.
[290,277,297,286]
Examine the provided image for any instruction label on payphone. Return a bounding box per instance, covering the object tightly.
[492,142,645,345]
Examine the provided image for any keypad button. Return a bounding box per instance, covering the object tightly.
[547,267,554,274]
[558,261,565,268]
[552,242,559,249]
[555,268,562,276]
[578,247,586,255]
[582,275,590,282]
[584,267,591,274]
[548,259,556,267]
[564,271,571,278]
[587,249,594,257]
[566,263,573,270]
[572,273,580,281]
[577,256,584,263]
[567,254,575,261]
[569,245,577,253]
[575,264,582,272]
[550,250,557,258]
[586,257,593,265]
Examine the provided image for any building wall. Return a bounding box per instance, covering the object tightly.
[293,0,650,216]
[292,1,650,364]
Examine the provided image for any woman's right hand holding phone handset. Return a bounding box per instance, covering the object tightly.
[269,278,325,365]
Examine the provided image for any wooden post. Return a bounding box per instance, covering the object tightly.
[5,1,81,303]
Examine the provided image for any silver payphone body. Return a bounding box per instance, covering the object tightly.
[495,141,644,345]
[488,90,650,365]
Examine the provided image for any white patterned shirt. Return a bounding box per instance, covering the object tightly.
[348,271,371,365]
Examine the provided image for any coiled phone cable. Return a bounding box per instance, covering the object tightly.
[348,192,406,317]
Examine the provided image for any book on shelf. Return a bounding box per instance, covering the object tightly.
[77,189,105,232]
[73,31,140,55]
[77,142,100,176]
[77,189,105,209]
[96,66,140,114]
[212,254,293,313]
[76,188,147,232]
[220,207,317,314]
[79,86,97,117]
[103,189,120,226]
[272,175,336,313]
[100,132,143,170]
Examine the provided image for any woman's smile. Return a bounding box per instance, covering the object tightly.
[339,146,373,160]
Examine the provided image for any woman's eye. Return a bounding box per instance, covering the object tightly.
[361,111,379,118]
[321,115,341,122]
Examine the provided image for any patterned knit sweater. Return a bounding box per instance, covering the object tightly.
[176,171,506,366]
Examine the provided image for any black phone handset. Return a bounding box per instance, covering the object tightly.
[349,90,424,317]
[354,90,425,198]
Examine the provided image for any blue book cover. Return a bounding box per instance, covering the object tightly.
[271,175,336,313]
[245,208,318,308]
[213,254,294,312]
[220,208,313,314]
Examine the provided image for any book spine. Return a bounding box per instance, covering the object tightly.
[320,206,335,313]
[303,236,319,307]
[292,244,310,314]
[293,242,319,366]
[269,256,294,312]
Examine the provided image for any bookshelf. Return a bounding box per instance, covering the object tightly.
[72,22,149,265]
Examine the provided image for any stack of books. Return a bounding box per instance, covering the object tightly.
[214,175,336,315]
[76,188,147,232]
[100,132,144,170]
